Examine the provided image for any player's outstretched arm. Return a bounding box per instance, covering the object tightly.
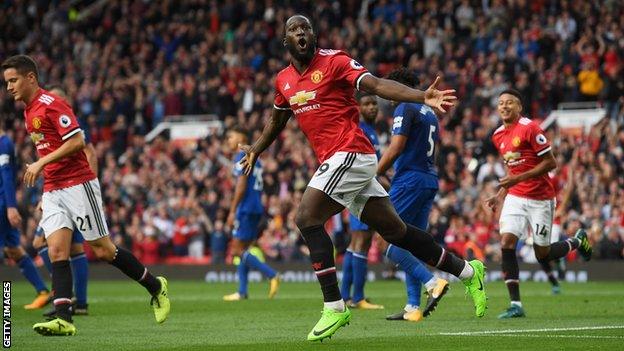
[239,108,291,175]
[360,75,457,113]
[23,132,86,187]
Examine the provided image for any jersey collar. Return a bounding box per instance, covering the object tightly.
[25,88,43,110]
[289,49,320,77]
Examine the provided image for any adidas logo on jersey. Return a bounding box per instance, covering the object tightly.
[38,94,55,105]
[284,83,290,90]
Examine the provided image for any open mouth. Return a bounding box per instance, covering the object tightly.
[297,38,307,50]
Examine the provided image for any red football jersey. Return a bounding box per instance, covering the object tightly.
[492,117,555,200]
[273,49,375,163]
[24,89,95,192]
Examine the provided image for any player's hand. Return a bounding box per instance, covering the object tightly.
[36,201,43,212]
[7,207,22,228]
[238,144,258,176]
[498,175,520,189]
[226,211,235,231]
[424,76,457,113]
[24,161,44,187]
[485,196,499,212]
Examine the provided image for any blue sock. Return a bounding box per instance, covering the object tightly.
[237,259,249,296]
[386,244,433,285]
[38,247,53,276]
[242,251,276,279]
[340,250,354,300]
[351,251,368,303]
[70,253,89,306]
[406,273,422,307]
[17,255,48,293]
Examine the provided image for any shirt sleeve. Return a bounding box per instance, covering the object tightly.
[392,104,414,137]
[331,52,371,91]
[48,100,82,141]
[528,123,551,157]
[0,140,17,207]
[273,77,290,110]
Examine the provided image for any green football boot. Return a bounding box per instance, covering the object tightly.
[575,229,592,261]
[151,276,170,324]
[462,260,487,317]
[33,317,76,336]
[307,307,351,342]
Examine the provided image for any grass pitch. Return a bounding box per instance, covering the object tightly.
[7,279,624,350]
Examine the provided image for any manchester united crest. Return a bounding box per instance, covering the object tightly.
[32,117,42,129]
[512,136,521,147]
[311,70,323,84]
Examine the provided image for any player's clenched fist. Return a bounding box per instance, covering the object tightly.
[238,144,258,176]
[24,161,44,187]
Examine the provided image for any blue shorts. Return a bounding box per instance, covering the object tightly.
[0,207,20,248]
[35,226,84,244]
[349,213,370,232]
[233,213,262,242]
[389,186,437,230]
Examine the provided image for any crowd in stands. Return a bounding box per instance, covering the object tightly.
[1,0,622,265]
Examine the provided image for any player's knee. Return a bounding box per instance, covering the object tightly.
[47,244,69,261]
[89,239,116,261]
[533,246,550,260]
[500,234,518,249]
[92,245,115,262]
[295,207,319,230]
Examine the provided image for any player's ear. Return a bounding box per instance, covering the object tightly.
[283,38,287,47]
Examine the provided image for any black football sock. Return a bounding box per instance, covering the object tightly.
[299,225,342,302]
[538,259,559,287]
[110,247,161,295]
[502,248,521,303]
[546,238,580,260]
[51,260,73,322]
[390,224,466,277]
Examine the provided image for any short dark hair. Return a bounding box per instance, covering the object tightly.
[499,88,523,103]
[1,55,39,80]
[356,91,375,102]
[229,125,249,141]
[385,68,419,88]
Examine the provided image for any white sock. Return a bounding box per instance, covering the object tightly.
[424,277,438,291]
[511,301,522,308]
[324,299,345,312]
[404,304,419,312]
[458,261,474,280]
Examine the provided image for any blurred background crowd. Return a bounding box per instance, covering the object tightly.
[0,0,622,265]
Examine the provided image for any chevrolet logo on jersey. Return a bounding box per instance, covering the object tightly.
[30,132,45,144]
[289,90,316,106]
[502,150,522,165]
